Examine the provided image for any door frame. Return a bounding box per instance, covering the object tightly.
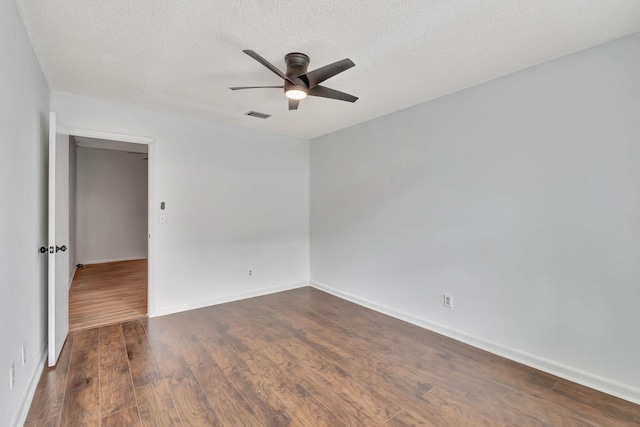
[61,125,157,317]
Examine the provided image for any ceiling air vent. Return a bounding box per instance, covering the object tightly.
[245,111,271,119]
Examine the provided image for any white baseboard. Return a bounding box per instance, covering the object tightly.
[152,281,310,318]
[310,281,640,406]
[79,256,148,265]
[12,348,47,427]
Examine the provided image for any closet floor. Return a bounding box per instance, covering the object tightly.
[69,259,147,331]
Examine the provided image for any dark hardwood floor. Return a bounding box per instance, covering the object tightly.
[26,287,640,426]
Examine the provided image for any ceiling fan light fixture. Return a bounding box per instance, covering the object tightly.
[231,50,357,110]
[285,88,307,100]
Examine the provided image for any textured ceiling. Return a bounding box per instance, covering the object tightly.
[16,0,640,139]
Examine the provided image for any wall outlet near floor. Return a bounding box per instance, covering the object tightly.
[9,362,15,390]
[248,269,253,277]
[21,343,27,365]
[443,293,453,308]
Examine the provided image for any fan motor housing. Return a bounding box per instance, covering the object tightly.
[284,52,310,77]
[284,52,310,95]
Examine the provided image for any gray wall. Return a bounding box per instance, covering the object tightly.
[0,1,50,425]
[311,33,640,402]
[76,146,148,264]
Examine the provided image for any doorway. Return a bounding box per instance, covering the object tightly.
[68,136,150,330]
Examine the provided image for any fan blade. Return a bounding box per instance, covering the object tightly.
[229,86,284,90]
[289,99,300,110]
[307,85,358,103]
[243,50,295,84]
[299,59,355,88]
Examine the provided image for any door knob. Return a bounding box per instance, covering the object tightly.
[55,245,67,253]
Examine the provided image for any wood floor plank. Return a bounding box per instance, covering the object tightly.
[190,312,247,375]
[59,330,100,426]
[222,354,298,427]
[23,414,60,427]
[501,386,601,426]
[136,380,183,427]
[386,409,439,427]
[462,388,521,425]
[290,346,405,420]
[99,323,137,416]
[69,259,147,331]
[165,369,223,427]
[552,379,640,424]
[101,406,141,427]
[320,311,499,401]
[185,339,266,427]
[25,333,74,424]
[122,319,164,387]
[25,287,640,427]
[144,317,194,380]
[286,363,387,426]
[225,324,288,353]
[418,385,502,426]
[276,335,402,420]
[254,339,299,371]
[146,316,223,426]
[238,351,346,427]
[501,359,559,389]
[72,328,99,350]
[292,329,351,361]
[203,341,245,375]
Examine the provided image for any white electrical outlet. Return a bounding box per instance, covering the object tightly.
[443,294,453,308]
[248,269,253,277]
[21,343,27,365]
[9,363,15,390]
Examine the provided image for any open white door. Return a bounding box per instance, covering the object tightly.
[48,112,70,367]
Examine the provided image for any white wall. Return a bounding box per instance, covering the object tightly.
[311,33,640,403]
[76,146,148,264]
[0,1,50,425]
[52,92,310,316]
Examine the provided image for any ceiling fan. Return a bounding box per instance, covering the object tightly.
[230,50,358,110]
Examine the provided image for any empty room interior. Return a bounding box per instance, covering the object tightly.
[2,1,640,426]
